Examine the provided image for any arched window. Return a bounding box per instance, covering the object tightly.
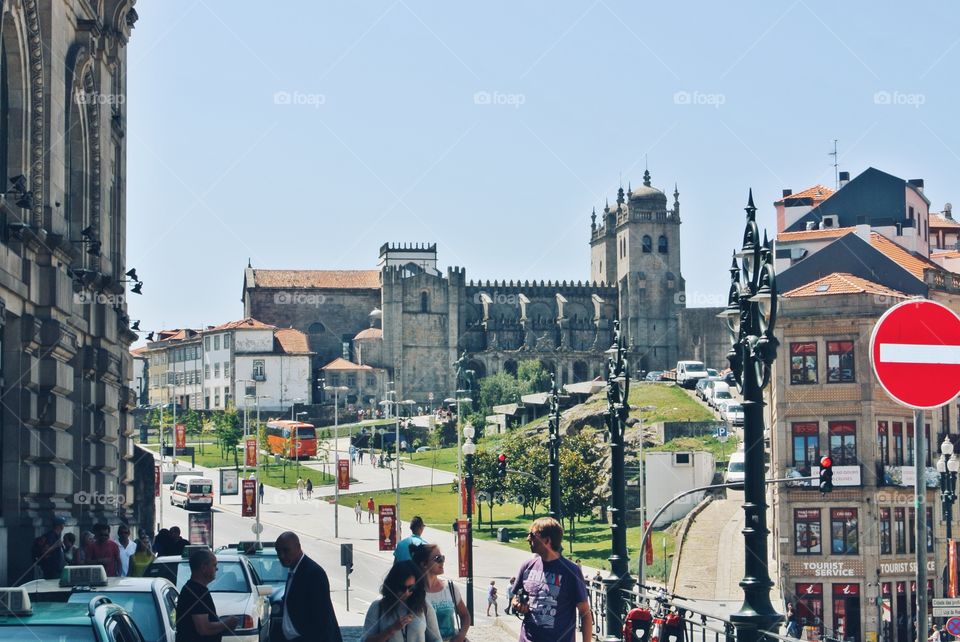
[642,235,652,253]
[420,292,429,312]
[309,322,326,334]
[658,235,668,253]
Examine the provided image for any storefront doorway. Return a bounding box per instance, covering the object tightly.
[833,583,861,642]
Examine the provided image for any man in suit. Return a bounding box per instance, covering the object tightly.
[274,531,342,642]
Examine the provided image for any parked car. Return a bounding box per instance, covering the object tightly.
[719,400,744,426]
[644,371,664,382]
[706,368,719,377]
[21,566,177,642]
[707,382,733,409]
[722,369,737,386]
[0,587,145,641]
[415,446,432,453]
[695,377,720,401]
[724,450,746,488]
[169,475,214,511]
[676,360,708,388]
[144,550,271,642]
[220,542,285,641]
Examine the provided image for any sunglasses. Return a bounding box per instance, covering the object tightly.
[432,555,445,563]
[526,531,542,539]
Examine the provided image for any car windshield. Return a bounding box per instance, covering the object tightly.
[0,625,95,641]
[728,461,745,473]
[685,362,705,371]
[176,561,250,593]
[727,404,743,412]
[715,391,732,399]
[297,427,315,438]
[67,592,163,642]
[245,556,287,583]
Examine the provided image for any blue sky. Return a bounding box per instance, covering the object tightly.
[127,1,960,334]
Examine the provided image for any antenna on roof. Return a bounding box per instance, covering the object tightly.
[829,139,839,190]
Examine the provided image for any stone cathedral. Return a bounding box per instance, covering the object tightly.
[244,170,727,404]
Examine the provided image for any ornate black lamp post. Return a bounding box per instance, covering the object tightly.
[717,190,781,642]
[938,437,958,543]
[548,374,562,521]
[603,321,634,642]
[462,423,477,621]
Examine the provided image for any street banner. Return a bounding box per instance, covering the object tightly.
[220,469,239,496]
[154,464,161,498]
[950,539,958,598]
[645,521,653,566]
[379,505,396,551]
[175,423,186,450]
[245,439,257,468]
[460,483,475,515]
[457,520,469,578]
[338,459,350,490]
[241,479,257,517]
[188,512,213,546]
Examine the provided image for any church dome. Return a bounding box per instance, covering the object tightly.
[628,169,667,206]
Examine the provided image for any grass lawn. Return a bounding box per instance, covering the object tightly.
[331,484,674,579]
[410,446,460,473]
[145,445,336,489]
[648,434,741,463]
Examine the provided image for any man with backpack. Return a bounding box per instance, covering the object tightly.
[33,516,67,580]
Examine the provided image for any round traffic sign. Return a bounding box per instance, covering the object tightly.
[870,299,960,409]
[251,522,263,535]
[947,617,960,637]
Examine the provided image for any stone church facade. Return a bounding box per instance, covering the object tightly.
[0,0,139,583]
[244,171,727,405]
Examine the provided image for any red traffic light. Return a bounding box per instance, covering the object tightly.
[820,456,832,468]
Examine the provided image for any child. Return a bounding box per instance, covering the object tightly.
[487,580,498,617]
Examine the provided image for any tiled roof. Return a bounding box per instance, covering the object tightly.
[776,184,835,205]
[930,213,960,229]
[932,250,960,259]
[208,318,276,332]
[274,328,311,355]
[354,327,383,340]
[869,232,941,279]
[784,273,908,298]
[776,227,854,242]
[152,329,200,343]
[252,270,380,289]
[321,357,374,371]
[130,347,147,356]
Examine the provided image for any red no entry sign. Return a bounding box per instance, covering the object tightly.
[870,299,960,409]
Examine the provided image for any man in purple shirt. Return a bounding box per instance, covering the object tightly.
[510,517,592,642]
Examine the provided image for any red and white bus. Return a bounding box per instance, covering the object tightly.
[265,420,317,459]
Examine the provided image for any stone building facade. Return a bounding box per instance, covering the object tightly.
[244,172,728,405]
[0,0,139,584]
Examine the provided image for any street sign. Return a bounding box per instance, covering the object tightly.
[946,617,960,637]
[716,426,728,438]
[933,608,960,618]
[251,522,263,535]
[933,598,960,608]
[870,299,960,409]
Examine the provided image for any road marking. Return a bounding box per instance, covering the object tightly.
[879,343,960,364]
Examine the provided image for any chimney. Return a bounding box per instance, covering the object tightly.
[908,178,925,193]
[782,189,793,198]
[945,203,954,220]
[839,171,850,188]
[805,221,816,231]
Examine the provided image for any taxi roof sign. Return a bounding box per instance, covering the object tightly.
[0,588,32,616]
[182,544,211,558]
[60,565,107,587]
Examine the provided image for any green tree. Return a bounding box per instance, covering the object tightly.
[477,372,523,416]
[559,432,606,552]
[212,405,243,469]
[471,449,506,531]
[502,435,548,515]
[517,359,551,393]
[181,409,204,453]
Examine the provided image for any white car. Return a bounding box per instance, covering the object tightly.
[719,400,744,426]
[21,565,178,642]
[724,450,746,488]
[145,551,271,642]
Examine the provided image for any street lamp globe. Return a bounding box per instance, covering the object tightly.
[949,455,960,474]
[463,440,476,456]
[938,455,948,474]
[463,425,475,441]
[943,436,955,457]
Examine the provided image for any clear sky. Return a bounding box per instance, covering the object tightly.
[127,1,960,335]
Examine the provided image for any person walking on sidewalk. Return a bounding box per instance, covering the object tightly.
[395,516,427,562]
[367,497,376,522]
[486,581,498,617]
[355,500,363,522]
[505,577,517,615]
[413,544,470,642]
[510,517,591,642]
[297,478,305,500]
[306,479,313,499]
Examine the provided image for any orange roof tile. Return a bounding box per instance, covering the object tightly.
[208,318,276,332]
[784,273,908,298]
[354,327,383,340]
[775,184,835,205]
[321,357,374,371]
[274,328,311,354]
[776,227,854,242]
[130,347,147,356]
[869,232,941,279]
[932,250,960,259]
[253,270,380,289]
[930,213,960,229]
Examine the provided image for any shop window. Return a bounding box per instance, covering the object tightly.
[830,508,858,555]
[828,421,857,466]
[832,583,861,642]
[794,509,821,555]
[792,422,820,475]
[790,342,818,384]
[826,340,855,383]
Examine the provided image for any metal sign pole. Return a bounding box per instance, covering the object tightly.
[916,408,928,642]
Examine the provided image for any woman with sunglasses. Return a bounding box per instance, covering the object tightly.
[362,561,441,642]
[412,544,470,642]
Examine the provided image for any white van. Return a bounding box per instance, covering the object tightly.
[724,451,745,488]
[170,475,214,511]
[708,382,733,409]
[676,360,708,388]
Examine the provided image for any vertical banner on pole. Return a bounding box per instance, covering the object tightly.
[378,505,396,551]
[950,539,958,598]
[245,439,257,468]
[645,520,654,566]
[241,479,257,517]
[188,512,213,546]
[338,459,350,490]
[175,423,186,450]
[154,465,161,497]
[457,519,469,578]
[460,484,475,515]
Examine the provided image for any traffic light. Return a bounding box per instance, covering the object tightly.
[819,455,833,493]
[498,454,507,479]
